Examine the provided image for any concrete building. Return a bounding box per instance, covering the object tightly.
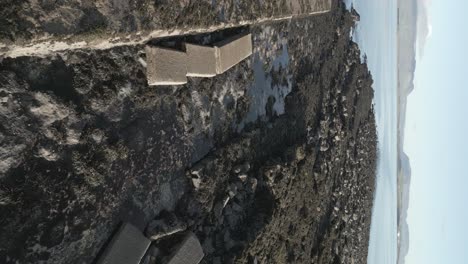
[214,33,253,74]
[148,33,253,85]
[186,43,218,77]
[167,232,204,264]
[146,46,188,85]
[97,223,151,264]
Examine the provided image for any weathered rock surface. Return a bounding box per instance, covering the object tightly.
[0,0,331,58]
[0,0,331,40]
[0,1,376,263]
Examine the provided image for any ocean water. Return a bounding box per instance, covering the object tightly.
[344,0,398,263]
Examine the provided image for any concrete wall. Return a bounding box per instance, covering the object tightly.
[97,223,150,264]
[167,233,204,264]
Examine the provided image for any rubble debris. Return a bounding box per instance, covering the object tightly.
[233,162,251,174]
[238,174,248,182]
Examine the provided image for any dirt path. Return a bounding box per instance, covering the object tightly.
[0,0,331,58]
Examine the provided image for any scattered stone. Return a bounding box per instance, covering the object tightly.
[234,166,242,174]
[295,146,306,161]
[191,176,201,190]
[90,129,105,143]
[249,178,258,193]
[190,166,204,190]
[238,174,248,182]
[320,145,329,152]
[234,162,251,174]
[342,215,350,223]
[37,147,59,161]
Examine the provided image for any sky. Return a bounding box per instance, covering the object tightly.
[416,0,432,58]
[405,0,468,263]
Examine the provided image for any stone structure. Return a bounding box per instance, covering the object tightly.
[167,232,204,264]
[97,223,151,264]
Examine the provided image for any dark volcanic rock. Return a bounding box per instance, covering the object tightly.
[0,0,331,43]
[0,1,376,264]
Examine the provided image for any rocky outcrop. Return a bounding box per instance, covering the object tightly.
[0,0,331,58]
[0,2,376,263]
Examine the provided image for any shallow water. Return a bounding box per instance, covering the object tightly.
[344,0,398,263]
